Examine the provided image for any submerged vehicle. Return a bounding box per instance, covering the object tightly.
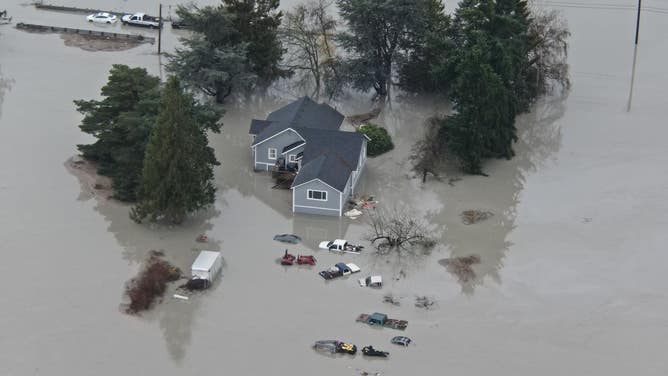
[391,336,412,346]
[313,340,357,355]
[318,262,360,280]
[362,346,389,357]
[280,250,296,265]
[358,275,383,288]
[318,239,364,254]
[273,233,302,244]
[0,10,12,24]
[356,312,408,330]
[296,255,316,265]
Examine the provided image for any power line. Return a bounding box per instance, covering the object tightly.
[534,0,668,13]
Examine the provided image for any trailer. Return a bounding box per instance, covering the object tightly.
[191,250,222,283]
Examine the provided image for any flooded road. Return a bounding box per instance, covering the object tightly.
[1,1,668,375]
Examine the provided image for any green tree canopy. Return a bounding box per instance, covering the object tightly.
[358,123,394,157]
[171,0,287,101]
[131,77,220,224]
[336,0,444,99]
[75,65,222,202]
[74,65,161,201]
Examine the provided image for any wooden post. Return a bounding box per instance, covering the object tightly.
[158,3,162,54]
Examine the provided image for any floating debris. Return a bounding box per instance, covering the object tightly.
[439,254,481,283]
[415,296,435,310]
[383,294,401,306]
[196,234,208,243]
[460,210,493,225]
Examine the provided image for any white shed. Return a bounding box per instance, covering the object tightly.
[191,251,222,282]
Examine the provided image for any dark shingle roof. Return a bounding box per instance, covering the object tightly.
[282,140,305,153]
[252,96,344,146]
[290,129,366,192]
[267,96,344,130]
[249,119,274,135]
[249,96,366,192]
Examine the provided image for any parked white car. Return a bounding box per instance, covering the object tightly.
[87,12,118,24]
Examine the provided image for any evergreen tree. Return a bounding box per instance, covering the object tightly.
[398,0,452,94]
[131,77,220,223]
[336,0,441,99]
[170,0,287,101]
[74,65,160,201]
[223,0,288,88]
[439,3,520,173]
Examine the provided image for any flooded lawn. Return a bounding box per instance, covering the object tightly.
[1,1,668,375]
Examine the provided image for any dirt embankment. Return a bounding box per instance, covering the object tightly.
[64,155,116,201]
[60,33,142,52]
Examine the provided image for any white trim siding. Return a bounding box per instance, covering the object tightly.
[293,204,340,212]
[307,189,327,201]
[251,127,305,147]
[339,191,342,216]
[291,178,342,193]
[288,154,297,163]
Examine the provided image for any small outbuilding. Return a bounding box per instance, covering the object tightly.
[191,250,222,282]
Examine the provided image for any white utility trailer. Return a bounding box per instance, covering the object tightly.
[191,250,222,282]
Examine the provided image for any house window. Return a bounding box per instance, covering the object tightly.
[268,148,277,160]
[307,189,327,201]
[288,154,297,163]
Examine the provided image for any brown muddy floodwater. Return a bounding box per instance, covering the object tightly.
[1,1,668,375]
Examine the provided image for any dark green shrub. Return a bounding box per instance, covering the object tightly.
[359,123,394,157]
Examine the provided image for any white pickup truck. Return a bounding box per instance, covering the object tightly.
[121,13,161,28]
[318,239,364,254]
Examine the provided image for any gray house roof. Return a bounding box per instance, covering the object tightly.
[250,96,366,193]
[249,119,274,135]
[291,128,365,192]
[250,96,344,146]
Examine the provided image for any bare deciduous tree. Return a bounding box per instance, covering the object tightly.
[366,207,436,253]
[280,0,337,99]
[410,117,446,183]
[528,9,571,96]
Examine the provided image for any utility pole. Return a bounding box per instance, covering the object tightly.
[626,0,641,112]
[157,3,162,54]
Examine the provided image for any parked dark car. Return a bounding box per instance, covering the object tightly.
[273,234,302,244]
[362,346,389,357]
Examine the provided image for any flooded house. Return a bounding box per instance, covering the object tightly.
[249,96,368,216]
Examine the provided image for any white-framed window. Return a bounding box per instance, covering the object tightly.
[268,148,277,160]
[288,154,297,163]
[307,189,327,201]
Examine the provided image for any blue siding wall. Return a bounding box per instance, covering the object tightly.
[253,129,303,170]
[293,179,341,216]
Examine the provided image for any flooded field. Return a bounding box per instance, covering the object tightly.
[1,1,668,375]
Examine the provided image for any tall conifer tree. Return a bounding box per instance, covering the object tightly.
[131,77,219,224]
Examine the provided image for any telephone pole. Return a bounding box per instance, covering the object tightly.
[626,0,641,112]
[157,3,162,54]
